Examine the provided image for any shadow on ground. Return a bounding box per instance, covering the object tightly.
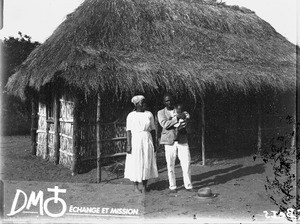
[148,164,265,191]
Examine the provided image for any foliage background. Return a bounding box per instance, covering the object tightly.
[1,32,40,135]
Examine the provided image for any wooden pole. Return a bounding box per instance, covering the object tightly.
[200,96,205,166]
[53,93,60,164]
[0,180,3,218]
[291,122,296,149]
[72,96,80,175]
[45,121,49,160]
[45,95,51,160]
[227,96,232,153]
[257,99,262,152]
[154,106,159,150]
[295,45,299,213]
[31,98,38,155]
[96,94,102,183]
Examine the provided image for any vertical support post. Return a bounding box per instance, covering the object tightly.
[31,97,38,155]
[45,121,49,159]
[154,106,159,150]
[200,96,205,166]
[291,90,296,149]
[295,42,299,213]
[44,92,53,160]
[45,96,50,160]
[72,96,80,175]
[257,99,262,152]
[291,112,297,210]
[0,180,3,218]
[96,93,102,183]
[227,96,232,153]
[53,93,60,164]
[291,121,296,149]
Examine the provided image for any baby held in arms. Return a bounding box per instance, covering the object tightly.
[172,104,190,130]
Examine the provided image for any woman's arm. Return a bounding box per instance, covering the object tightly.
[151,130,156,152]
[149,112,157,152]
[126,130,132,154]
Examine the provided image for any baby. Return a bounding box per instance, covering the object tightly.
[173,104,190,130]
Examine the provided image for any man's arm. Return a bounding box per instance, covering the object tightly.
[157,110,178,130]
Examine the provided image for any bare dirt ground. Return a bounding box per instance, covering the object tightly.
[1,135,280,223]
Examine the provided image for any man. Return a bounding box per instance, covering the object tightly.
[157,93,193,193]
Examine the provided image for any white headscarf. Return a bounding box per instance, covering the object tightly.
[131,95,145,105]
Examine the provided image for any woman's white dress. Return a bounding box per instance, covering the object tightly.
[124,111,158,182]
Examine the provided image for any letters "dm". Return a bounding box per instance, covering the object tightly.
[7,186,67,218]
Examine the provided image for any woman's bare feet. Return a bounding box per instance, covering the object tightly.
[134,189,142,193]
[133,182,141,193]
[133,186,142,193]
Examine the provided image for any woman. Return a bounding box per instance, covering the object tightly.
[124,95,158,193]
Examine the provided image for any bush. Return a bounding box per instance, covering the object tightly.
[255,116,298,221]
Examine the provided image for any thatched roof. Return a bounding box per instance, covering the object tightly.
[6,0,297,100]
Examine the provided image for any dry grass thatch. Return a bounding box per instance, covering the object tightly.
[6,0,297,100]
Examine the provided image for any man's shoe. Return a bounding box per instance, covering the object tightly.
[142,187,150,193]
[185,188,196,192]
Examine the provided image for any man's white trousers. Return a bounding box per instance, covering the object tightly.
[164,142,193,190]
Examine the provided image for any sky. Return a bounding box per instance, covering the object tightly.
[0,0,299,45]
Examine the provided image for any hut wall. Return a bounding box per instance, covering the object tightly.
[58,97,74,168]
[100,122,127,155]
[89,91,294,159]
[36,103,47,158]
[260,92,295,151]
[48,121,55,161]
[78,97,129,165]
[36,101,55,160]
[35,94,130,170]
[202,91,295,157]
[34,90,295,171]
[186,108,202,149]
[78,96,97,163]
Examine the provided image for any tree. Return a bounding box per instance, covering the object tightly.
[1,32,40,135]
[1,32,40,86]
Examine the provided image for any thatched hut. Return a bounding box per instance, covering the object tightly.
[6,0,296,181]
